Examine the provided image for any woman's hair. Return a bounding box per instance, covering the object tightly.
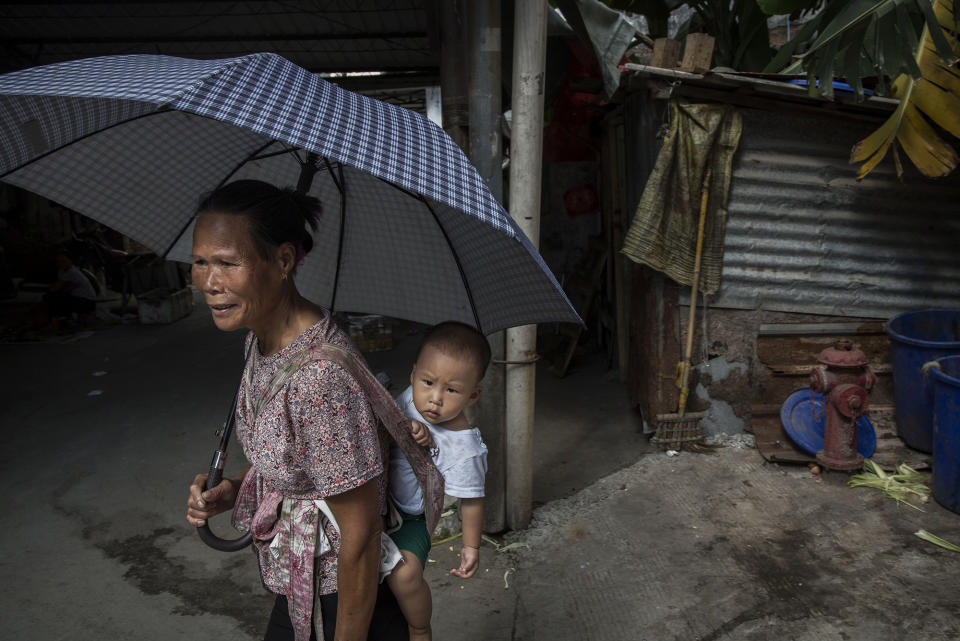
[196,179,321,261]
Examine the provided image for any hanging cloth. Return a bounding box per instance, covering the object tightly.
[621,100,743,295]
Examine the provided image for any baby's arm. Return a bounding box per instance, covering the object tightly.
[451,497,483,578]
[410,419,434,448]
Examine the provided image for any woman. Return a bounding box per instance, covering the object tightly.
[184,180,417,641]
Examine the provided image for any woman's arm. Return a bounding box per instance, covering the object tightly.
[325,476,383,641]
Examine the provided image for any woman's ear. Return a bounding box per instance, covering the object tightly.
[276,242,297,276]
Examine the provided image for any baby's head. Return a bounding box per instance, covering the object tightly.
[409,322,491,425]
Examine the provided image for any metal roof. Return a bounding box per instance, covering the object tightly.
[623,63,898,120]
[623,63,960,320]
[714,109,960,319]
[0,1,439,88]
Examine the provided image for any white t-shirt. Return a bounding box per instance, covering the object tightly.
[388,385,488,514]
[58,265,97,300]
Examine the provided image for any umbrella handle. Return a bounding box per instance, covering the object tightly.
[196,452,252,552]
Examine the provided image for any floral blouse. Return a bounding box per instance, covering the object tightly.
[233,312,389,597]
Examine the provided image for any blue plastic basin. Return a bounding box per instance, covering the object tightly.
[885,310,960,453]
[931,356,960,514]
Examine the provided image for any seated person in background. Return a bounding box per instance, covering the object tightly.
[36,251,97,330]
[386,321,490,641]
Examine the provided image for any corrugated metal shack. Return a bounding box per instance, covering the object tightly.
[612,64,960,463]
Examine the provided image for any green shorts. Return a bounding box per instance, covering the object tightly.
[387,509,431,568]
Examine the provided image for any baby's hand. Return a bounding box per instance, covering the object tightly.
[450,544,479,579]
[411,420,434,448]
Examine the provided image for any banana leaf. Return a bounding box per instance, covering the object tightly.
[851,4,960,179]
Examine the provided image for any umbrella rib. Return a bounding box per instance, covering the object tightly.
[161,138,282,257]
[372,177,483,331]
[418,195,484,333]
[322,158,347,312]
[0,108,177,181]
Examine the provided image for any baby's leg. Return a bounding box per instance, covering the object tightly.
[386,549,432,641]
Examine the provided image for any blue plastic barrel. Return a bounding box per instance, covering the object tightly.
[885,310,960,453]
[930,356,960,514]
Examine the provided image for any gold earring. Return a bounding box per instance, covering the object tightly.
[281,272,288,281]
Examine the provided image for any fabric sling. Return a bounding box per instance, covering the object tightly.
[232,341,445,641]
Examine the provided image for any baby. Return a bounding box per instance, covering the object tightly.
[387,321,490,641]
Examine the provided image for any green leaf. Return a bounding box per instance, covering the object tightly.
[915,529,960,552]
[895,4,924,79]
[807,0,898,54]
[838,25,869,100]
[817,40,841,98]
[734,0,775,70]
[763,12,824,72]
[919,0,960,63]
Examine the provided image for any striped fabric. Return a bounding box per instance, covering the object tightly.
[0,53,580,334]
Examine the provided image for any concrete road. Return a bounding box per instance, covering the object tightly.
[507,447,960,641]
[0,306,647,639]
[7,305,953,641]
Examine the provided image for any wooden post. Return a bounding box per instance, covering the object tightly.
[466,0,506,534]
[505,0,547,531]
[679,33,715,73]
[650,38,681,69]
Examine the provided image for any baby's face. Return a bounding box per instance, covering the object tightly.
[409,345,481,425]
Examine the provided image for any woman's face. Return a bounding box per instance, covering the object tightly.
[190,211,282,333]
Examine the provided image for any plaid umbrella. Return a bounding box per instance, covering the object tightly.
[0,53,580,334]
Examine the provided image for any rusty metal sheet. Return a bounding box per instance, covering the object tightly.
[713,109,960,320]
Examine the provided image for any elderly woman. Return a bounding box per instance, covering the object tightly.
[185,180,433,641]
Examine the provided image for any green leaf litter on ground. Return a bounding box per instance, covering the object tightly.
[482,534,530,553]
[431,531,530,553]
[848,459,931,510]
[915,529,960,552]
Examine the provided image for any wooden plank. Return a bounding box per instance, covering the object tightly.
[759,321,886,335]
[649,38,681,70]
[756,374,894,406]
[764,363,892,375]
[625,61,701,80]
[756,334,891,368]
[679,33,715,73]
[661,83,891,124]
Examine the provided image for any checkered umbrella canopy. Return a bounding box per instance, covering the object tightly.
[0,53,580,334]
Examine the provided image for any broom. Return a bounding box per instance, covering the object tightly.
[652,165,711,450]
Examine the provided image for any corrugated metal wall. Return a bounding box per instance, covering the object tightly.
[712,109,960,319]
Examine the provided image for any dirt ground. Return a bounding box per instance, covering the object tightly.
[1,294,958,640]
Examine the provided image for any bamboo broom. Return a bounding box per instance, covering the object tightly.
[652,165,712,450]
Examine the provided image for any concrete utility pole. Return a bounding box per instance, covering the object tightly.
[466,0,506,533]
[506,0,547,530]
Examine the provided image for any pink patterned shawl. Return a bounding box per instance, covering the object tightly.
[231,325,444,641]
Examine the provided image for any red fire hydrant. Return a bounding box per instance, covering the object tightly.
[809,340,877,471]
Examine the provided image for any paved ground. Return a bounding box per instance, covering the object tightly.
[507,448,960,641]
[2,297,959,640]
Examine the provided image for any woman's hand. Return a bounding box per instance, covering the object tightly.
[186,473,240,527]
